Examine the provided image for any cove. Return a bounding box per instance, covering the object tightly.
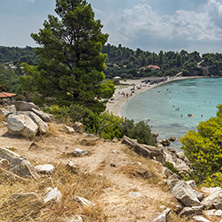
[120,78,222,149]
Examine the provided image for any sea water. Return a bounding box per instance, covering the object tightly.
[120,78,222,149]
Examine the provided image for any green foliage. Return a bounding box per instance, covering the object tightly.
[202,172,222,187]
[0,64,19,92]
[98,112,123,140]
[180,105,222,186]
[120,119,155,146]
[165,161,178,174]
[31,0,110,113]
[0,46,38,65]
[48,104,100,133]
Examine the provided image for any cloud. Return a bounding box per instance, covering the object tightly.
[27,0,35,3]
[103,0,222,52]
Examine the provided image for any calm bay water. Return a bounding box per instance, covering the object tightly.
[120,78,222,149]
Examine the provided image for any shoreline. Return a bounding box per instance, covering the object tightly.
[106,76,204,116]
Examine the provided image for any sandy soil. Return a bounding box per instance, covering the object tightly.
[0,122,176,221]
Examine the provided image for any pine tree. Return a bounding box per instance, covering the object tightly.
[31,0,113,112]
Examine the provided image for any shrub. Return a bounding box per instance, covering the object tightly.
[165,161,178,174]
[180,104,222,186]
[48,104,100,133]
[120,119,155,146]
[98,111,123,140]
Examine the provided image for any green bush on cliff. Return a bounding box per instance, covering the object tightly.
[120,119,155,146]
[98,112,123,140]
[180,104,222,186]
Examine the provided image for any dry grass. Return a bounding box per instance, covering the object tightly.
[120,146,164,184]
[0,162,111,222]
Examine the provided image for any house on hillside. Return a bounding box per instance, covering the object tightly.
[139,65,160,71]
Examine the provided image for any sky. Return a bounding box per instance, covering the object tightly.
[1,0,222,53]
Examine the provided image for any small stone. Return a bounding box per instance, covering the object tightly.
[35,164,55,174]
[0,159,10,170]
[73,122,84,134]
[112,150,119,154]
[192,216,211,222]
[112,137,118,143]
[73,148,88,157]
[75,196,94,206]
[66,160,77,172]
[128,192,142,198]
[110,163,116,167]
[44,187,62,204]
[64,126,75,133]
[67,215,83,222]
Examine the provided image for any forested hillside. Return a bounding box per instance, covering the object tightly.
[1,44,222,84]
[0,46,38,65]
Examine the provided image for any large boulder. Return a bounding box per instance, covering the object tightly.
[14,101,40,111]
[122,135,165,164]
[180,206,203,218]
[201,187,222,209]
[7,114,38,138]
[31,108,52,122]
[0,105,16,116]
[172,180,201,207]
[21,111,49,134]
[0,193,43,221]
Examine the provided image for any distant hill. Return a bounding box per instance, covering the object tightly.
[1,44,222,78]
[0,46,38,65]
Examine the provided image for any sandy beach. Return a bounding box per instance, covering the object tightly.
[106,76,199,116]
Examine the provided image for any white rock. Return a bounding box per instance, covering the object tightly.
[75,196,94,206]
[64,126,75,133]
[24,111,49,134]
[14,101,40,111]
[66,160,77,171]
[35,164,55,174]
[204,209,222,217]
[0,105,16,116]
[44,187,62,204]
[201,187,221,195]
[201,188,222,209]
[186,180,197,189]
[73,148,88,157]
[154,208,171,222]
[192,216,211,222]
[31,108,52,122]
[172,180,201,207]
[67,215,83,222]
[128,192,142,198]
[7,114,38,138]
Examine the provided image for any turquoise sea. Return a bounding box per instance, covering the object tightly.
[120,78,222,149]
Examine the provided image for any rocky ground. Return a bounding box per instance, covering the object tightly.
[0,102,222,222]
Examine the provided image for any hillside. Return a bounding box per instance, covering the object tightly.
[0,119,185,222]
